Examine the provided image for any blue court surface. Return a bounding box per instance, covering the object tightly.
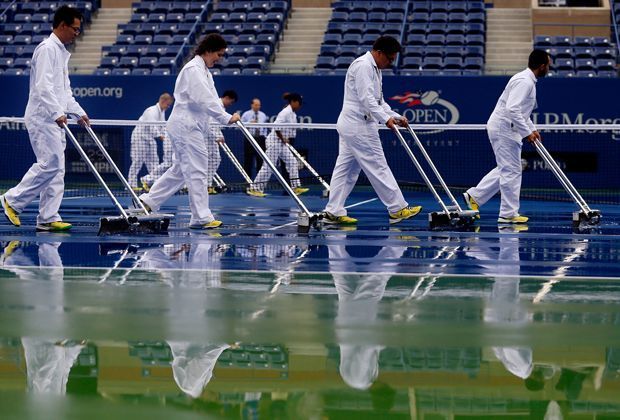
[1,189,620,419]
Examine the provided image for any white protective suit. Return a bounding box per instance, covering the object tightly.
[139,55,232,226]
[330,242,407,390]
[467,68,539,218]
[325,51,408,216]
[252,104,300,192]
[128,103,166,187]
[167,342,230,398]
[4,33,85,224]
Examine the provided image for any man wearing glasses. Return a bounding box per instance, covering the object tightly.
[1,5,89,232]
[322,35,422,226]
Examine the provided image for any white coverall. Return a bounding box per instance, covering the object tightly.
[251,104,300,192]
[168,342,230,398]
[467,68,539,218]
[4,33,85,224]
[330,242,407,390]
[128,103,166,187]
[325,51,408,216]
[139,55,232,226]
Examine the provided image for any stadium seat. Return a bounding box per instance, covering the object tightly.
[100,56,118,68]
[597,70,616,78]
[595,59,615,72]
[575,58,595,71]
[445,46,464,57]
[151,68,171,75]
[407,34,426,46]
[576,70,596,77]
[335,56,355,68]
[94,68,111,76]
[555,58,574,71]
[422,56,442,70]
[592,36,611,47]
[573,36,592,47]
[4,67,25,75]
[111,68,131,75]
[554,36,571,46]
[132,68,151,75]
[573,47,593,59]
[425,46,443,57]
[464,57,484,70]
[555,47,574,59]
[221,67,241,75]
[402,56,422,69]
[593,47,616,60]
[534,35,553,47]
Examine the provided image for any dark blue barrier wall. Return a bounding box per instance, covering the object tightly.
[0,75,618,191]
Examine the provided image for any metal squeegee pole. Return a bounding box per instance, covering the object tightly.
[213,173,225,188]
[219,141,253,184]
[62,123,129,219]
[533,140,590,213]
[393,128,450,215]
[235,121,312,215]
[406,125,462,211]
[82,123,149,214]
[284,142,331,191]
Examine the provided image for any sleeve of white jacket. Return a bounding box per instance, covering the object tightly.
[63,59,85,117]
[33,47,66,122]
[354,64,392,124]
[526,118,536,133]
[381,99,400,119]
[506,79,535,139]
[187,67,232,125]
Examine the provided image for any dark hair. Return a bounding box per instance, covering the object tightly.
[222,90,238,102]
[53,5,83,29]
[528,49,550,69]
[372,36,402,55]
[194,33,227,56]
[282,92,303,105]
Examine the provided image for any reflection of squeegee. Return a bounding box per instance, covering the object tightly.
[532,240,588,304]
[402,243,460,301]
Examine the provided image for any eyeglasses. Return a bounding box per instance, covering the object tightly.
[69,25,81,34]
[383,51,397,64]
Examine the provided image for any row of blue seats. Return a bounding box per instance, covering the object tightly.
[132,1,208,14]
[0,1,95,23]
[129,12,203,23]
[100,56,182,69]
[212,56,268,70]
[332,1,406,14]
[407,12,486,23]
[535,35,613,47]
[0,34,49,45]
[209,12,285,23]
[549,70,617,78]
[314,68,483,76]
[406,23,486,35]
[102,44,182,59]
[218,33,278,46]
[6,13,58,23]
[540,46,617,60]
[201,22,283,36]
[406,33,486,46]
[0,23,53,35]
[402,56,483,70]
[409,1,485,13]
[115,34,192,45]
[95,67,174,76]
[0,57,31,69]
[402,45,485,58]
[325,22,402,35]
[212,1,289,14]
[552,58,616,72]
[118,22,195,36]
[331,11,408,23]
[0,44,37,58]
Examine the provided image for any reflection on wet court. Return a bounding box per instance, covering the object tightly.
[1,191,620,419]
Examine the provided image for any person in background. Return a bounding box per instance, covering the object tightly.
[240,97,269,177]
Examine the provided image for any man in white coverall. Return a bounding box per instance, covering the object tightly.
[323,36,422,225]
[463,49,551,224]
[1,6,90,232]
[138,34,240,229]
[128,92,174,190]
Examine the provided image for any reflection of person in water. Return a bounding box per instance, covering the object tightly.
[167,341,230,399]
[1,240,86,395]
[328,240,407,391]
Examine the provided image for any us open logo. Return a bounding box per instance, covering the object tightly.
[389,90,460,124]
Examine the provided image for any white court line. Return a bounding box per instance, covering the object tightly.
[268,197,378,231]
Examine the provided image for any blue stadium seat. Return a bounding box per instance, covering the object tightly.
[151,68,171,75]
[171,34,189,44]
[241,68,261,75]
[157,56,178,70]
[557,70,575,77]
[250,44,271,56]
[464,56,484,70]
[125,45,146,57]
[265,12,284,23]
[446,23,466,35]
[3,24,23,35]
[222,67,241,75]
[593,47,615,60]
[13,57,31,68]
[403,46,424,58]
[32,35,47,44]
[349,12,366,22]
[597,70,616,78]
[449,13,467,23]
[409,12,429,23]
[429,12,448,23]
[237,34,256,44]
[428,23,446,34]
[555,58,574,70]
[467,12,485,24]
[422,56,442,70]
[576,70,596,77]
[116,34,134,45]
[445,46,464,57]
[211,12,229,22]
[134,35,153,45]
[573,47,593,59]
[94,68,111,76]
[445,34,464,45]
[555,47,574,59]
[165,12,184,23]
[406,34,426,45]
[424,46,443,57]
[466,23,485,35]
[573,36,592,47]
[335,56,354,68]
[138,56,157,68]
[592,36,610,47]
[130,13,147,23]
[430,1,448,13]
[119,56,139,68]
[343,33,362,45]
[100,56,118,68]
[246,56,266,68]
[595,59,615,71]
[132,68,151,75]
[534,35,553,47]
[465,34,485,46]
[467,1,485,13]
[227,56,247,67]
[361,33,378,44]
[4,67,26,75]
[368,12,385,22]
[331,11,348,22]
[447,2,466,13]
[324,33,342,45]
[112,68,131,75]
[320,44,339,57]
[0,35,13,45]
[402,56,422,69]
[338,45,358,57]
[13,35,32,45]
[386,12,404,22]
[443,56,463,69]
[247,12,266,22]
[31,13,50,23]
[554,36,571,46]
[229,12,247,23]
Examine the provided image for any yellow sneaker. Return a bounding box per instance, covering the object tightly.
[497,215,529,224]
[141,180,150,192]
[322,211,358,225]
[190,220,223,230]
[208,186,218,195]
[246,189,267,197]
[389,205,422,224]
[1,240,20,264]
[0,195,20,227]
[132,186,143,193]
[293,187,309,196]
[463,192,480,219]
[36,221,72,232]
